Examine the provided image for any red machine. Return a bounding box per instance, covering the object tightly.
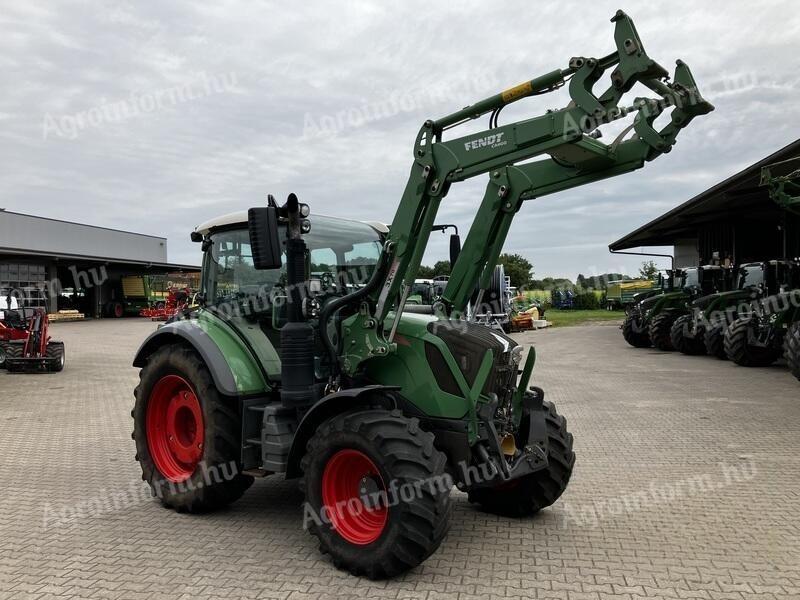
[139,287,191,321]
[0,308,65,373]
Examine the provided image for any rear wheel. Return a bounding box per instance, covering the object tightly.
[4,341,23,372]
[649,313,677,351]
[301,408,451,579]
[132,344,253,512]
[46,341,65,372]
[724,317,781,367]
[704,324,728,359]
[783,321,800,381]
[622,313,650,348]
[467,400,574,517]
[670,314,706,355]
[0,343,7,369]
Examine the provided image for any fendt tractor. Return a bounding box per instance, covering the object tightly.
[690,262,767,359]
[723,259,800,366]
[131,12,711,578]
[669,265,733,355]
[622,266,722,350]
[760,160,800,380]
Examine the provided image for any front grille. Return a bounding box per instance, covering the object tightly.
[427,320,517,396]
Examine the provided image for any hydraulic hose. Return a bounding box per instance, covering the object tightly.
[319,251,391,379]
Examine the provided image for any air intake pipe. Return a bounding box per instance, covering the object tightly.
[280,194,316,408]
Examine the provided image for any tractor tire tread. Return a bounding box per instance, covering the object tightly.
[132,344,253,513]
[467,401,575,517]
[300,408,451,579]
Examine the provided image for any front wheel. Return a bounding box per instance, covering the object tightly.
[301,409,451,579]
[670,314,706,355]
[0,343,7,369]
[704,324,728,359]
[724,318,780,367]
[783,321,800,381]
[622,313,650,348]
[467,400,575,517]
[132,344,253,512]
[649,313,678,351]
[46,341,65,372]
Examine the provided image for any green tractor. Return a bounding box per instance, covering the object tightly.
[130,12,711,578]
[623,266,724,351]
[689,262,770,359]
[621,268,682,349]
[669,265,734,355]
[724,259,800,367]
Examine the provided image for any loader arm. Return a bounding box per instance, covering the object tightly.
[338,10,713,376]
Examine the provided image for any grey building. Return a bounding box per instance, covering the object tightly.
[610,138,800,268]
[0,210,198,317]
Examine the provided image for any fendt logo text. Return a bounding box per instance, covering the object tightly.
[464,132,507,151]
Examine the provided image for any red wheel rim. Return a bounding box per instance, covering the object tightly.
[114,303,124,318]
[145,375,205,482]
[322,449,388,545]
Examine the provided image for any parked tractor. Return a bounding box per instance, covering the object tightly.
[691,262,768,359]
[724,259,800,367]
[131,12,711,578]
[621,269,681,348]
[668,265,733,355]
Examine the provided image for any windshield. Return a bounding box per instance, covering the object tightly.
[738,265,764,289]
[682,268,699,288]
[202,215,383,306]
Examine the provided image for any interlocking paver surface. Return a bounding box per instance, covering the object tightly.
[0,319,798,599]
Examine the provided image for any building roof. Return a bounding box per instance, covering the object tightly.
[0,210,198,270]
[609,138,800,250]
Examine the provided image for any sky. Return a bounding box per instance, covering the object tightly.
[1,0,799,280]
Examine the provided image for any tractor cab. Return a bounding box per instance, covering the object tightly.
[682,265,729,298]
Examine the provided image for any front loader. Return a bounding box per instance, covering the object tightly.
[131,11,712,578]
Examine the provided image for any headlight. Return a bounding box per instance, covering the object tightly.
[510,345,524,365]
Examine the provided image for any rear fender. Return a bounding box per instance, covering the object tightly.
[132,320,266,397]
[284,386,398,478]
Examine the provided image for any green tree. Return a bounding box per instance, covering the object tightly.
[417,264,435,279]
[498,253,534,289]
[432,260,451,278]
[639,260,659,280]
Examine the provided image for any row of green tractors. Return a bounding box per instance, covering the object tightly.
[622,260,800,379]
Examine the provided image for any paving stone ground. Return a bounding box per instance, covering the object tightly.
[0,318,798,600]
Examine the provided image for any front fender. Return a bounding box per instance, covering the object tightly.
[284,385,398,479]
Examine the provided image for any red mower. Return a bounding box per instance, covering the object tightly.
[139,286,191,321]
[0,308,65,373]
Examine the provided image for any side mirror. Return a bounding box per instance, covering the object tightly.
[449,233,461,268]
[248,207,282,270]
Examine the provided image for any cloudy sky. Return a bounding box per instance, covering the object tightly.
[2,1,798,279]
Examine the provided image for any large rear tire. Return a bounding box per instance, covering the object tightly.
[703,324,728,359]
[784,321,800,381]
[670,314,706,355]
[723,318,780,367]
[649,313,677,351]
[622,314,650,348]
[467,400,575,517]
[132,344,253,512]
[301,408,451,579]
[0,342,7,369]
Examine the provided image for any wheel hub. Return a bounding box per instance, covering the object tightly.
[146,375,205,482]
[322,449,388,545]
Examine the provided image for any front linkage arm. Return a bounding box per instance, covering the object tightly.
[338,10,713,375]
